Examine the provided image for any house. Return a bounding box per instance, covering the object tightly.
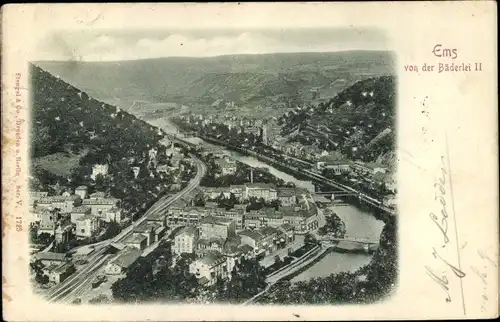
[196,237,225,257]
[91,164,109,180]
[244,183,278,201]
[74,186,88,199]
[70,206,92,224]
[189,251,229,286]
[132,222,164,247]
[316,157,352,175]
[352,161,388,176]
[37,195,80,213]
[89,192,107,199]
[75,215,99,239]
[277,223,295,244]
[167,207,207,227]
[199,216,236,240]
[124,234,148,250]
[105,247,143,276]
[214,158,237,177]
[32,252,68,266]
[54,222,73,244]
[172,226,199,255]
[214,209,245,230]
[102,207,122,223]
[29,191,49,207]
[38,209,59,235]
[42,262,76,284]
[203,187,231,200]
[82,198,120,215]
[277,188,297,206]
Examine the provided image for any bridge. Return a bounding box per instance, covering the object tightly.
[164,133,200,150]
[314,191,357,198]
[317,235,379,244]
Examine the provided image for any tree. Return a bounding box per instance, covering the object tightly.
[304,232,317,245]
[35,274,49,285]
[274,255,282,266]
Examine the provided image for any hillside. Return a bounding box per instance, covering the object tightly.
[34,51,394,115]
[279,76,396,164]
[30,63,168,186]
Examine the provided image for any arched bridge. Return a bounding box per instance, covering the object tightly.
[318,235,379,245]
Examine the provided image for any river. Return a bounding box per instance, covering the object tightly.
[148,116,385,282]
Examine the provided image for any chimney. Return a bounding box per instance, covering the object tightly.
[250,168,254,183]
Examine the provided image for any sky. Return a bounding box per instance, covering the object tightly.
[34,28,391,62]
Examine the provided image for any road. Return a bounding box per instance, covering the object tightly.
[45,154,206,302]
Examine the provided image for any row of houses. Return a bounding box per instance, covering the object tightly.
[201,184,308,205]
[165,200,318,234]
[176,223,296,286]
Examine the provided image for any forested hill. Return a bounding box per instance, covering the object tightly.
[279,76,396,164]
[30,64,164,161]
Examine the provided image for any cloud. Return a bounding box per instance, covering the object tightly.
[34,30,390,62]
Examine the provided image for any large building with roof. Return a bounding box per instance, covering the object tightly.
[105,247,143,275]
[199,216,236,240]
[172,226,199,255]
[189,251,229,286]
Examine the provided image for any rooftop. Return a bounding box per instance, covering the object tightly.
[109,247,143,269]
[246,183,276,190]
[175,226,198,237]
[75,186,88,190]
[277,188,296,198]
[125,234,147,244]
[279,223,295,232]
[199,215,232,226]
[33,252,67,262]
[71,206,91,213]
[199,251,226,267]
[82,198,119,205]
[238,230,263,242]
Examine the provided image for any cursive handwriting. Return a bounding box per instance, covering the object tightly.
[426,152,466,314]
[471,249,497,312]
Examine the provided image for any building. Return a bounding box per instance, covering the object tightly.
[105,247,143,276]
[173,226,199,255]
[124,234,148,250]
[133,222,165,247]
[32,252,68,266]
[37,195,80,213]
[238,226,281,256]
[352,161,388,176]
[316,157,352,175]
[166,206,206,227]
[91,164,109,180]
[213,209,245,230]
[243,183,278,201]
[38,209,59,235]
[54,222,73,244]
[89,191,107,199]
[29,191,49,207]
[70,206,92,224]
[75,215,99,239]
[199,216,236,240]
[102,207,122,223]
[74,186,88,199]
[277,188,297,206]
[82,198,120,215]
[203,187,231,200]
[383,194,397,209]
[42,262,76,284]
[214,158,237,177]
[277,223,295,244]
[189,251,229,286]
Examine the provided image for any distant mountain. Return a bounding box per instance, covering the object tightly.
[34,51,394,114]
[280,76,396,164]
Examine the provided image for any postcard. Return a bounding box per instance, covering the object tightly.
[1,2,498,321]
